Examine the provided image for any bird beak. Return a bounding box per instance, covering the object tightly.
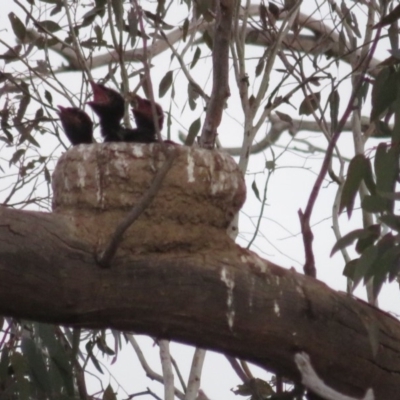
[57,105,66,114]
[89,81,108,104]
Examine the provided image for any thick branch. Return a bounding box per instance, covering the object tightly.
[200,0,234,148]
[0,206,399,399]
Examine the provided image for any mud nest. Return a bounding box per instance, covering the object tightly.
[52,143,246,254]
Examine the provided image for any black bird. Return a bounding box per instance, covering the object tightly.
[57,106,93,145]
[87,81,125,142]
[88,82,165,143]
[130,94,164,133]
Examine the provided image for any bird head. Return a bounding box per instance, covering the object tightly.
[130,94,164,131]
[57,106,92,128]
[87,81,125,122]
[57,106,93,145]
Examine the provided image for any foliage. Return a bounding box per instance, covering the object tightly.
[1,0,400,399]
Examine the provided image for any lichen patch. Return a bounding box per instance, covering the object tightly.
[187,151,195,183]
[220,267,235,330]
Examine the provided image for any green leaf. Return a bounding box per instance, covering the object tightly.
[86,341,103,374]
[44,167,51,183]
[374,120,392,137]
[10,352,27,380]
[182,18,189,42]
[361,195,387,213]
[232,379,274,397]
[373,3,400,28]
[188,82,199,110]
[329,89,340,133]
[96,337,115,356]
[379,214,400,231]
[339,154,368,217]
[343,259,358,280]
[8,13,26,41]
[159,71,173,98]
[255,59,264,77]
[21,337,51,393]
[37,20,62,32]
[0,45,22,63]
[190,47,201,69]
[44,90,52,105]
[9,149,25,166]
[364,233,395,283]
[331,228,366,256]
[275,111,292,125]
[0,348,9,383]
[265,160,275,170]
[103,384,117,400]
[251,180,261,202]
[374,143,398,212]
[355,224,380,254]
[186,117,201,145]
[50,2,63,16]
[202,30,213,50]
[299,92,320,116]
[363,157,376,195]
[37,324,73,395]
[353,245,378,289]
[111,0,123,31]
[370,67,398,121]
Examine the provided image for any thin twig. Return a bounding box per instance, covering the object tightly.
[126,334,185,400]
[97,150,177,267]
[171,356,187,393]
[299,27,382,277]
[184,348,206,400]
[225,356,249,382]
[160,30,209,102]
[295,353,374,400]
[159,340,175,400]
[61,0,93,80]
[131,1,163,141]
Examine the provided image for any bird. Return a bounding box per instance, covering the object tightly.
[87,81,125,142]
[88,81,165,144]
[130,94,164,134]
[57,106,93,145]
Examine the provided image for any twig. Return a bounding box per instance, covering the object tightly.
[97,150,177,267]
[160,30,209,103]
[184,348,206,400]
[159,340,174,400]
[126,334,185,400]
[106,0,131,128]
[246,172,272,250]
[295,353,374,400]
[126,388,162,400]
[225,356,249,382]
[131,1,163,141]
[199,0,234,149]
[171,356,187,393]
[61,0,93,80]
[298,27,382,277]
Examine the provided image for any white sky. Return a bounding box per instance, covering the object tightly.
[0,1,399,399]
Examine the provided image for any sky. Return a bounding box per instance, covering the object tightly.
[0,0,399,399]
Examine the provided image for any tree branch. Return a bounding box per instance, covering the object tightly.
[0,206,399,399]
[199,0,234,149]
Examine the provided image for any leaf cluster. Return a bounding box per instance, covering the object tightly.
[334,67,400,298]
